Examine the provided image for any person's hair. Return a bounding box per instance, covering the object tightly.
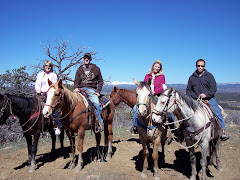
[43,60,53,72]
[149,60,163,75]
[196,59,206,66]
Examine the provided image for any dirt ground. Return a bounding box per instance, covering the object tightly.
[0,125,239,180]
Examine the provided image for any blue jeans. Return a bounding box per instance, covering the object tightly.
[53,110,62,128]
[133,105,138,127]
[82,88,103,125]
[209,97,226,130]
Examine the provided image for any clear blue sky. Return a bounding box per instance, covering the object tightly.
[1,0,239,84]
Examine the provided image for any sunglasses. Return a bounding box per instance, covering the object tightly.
[197,65,205,67]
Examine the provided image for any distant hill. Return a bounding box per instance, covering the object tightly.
[102,82,240,94]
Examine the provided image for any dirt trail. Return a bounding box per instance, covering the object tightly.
[0,126,239,180]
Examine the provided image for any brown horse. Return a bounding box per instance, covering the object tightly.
[110,86,136,108]
[42,79,115,172]
[133,78,167,180]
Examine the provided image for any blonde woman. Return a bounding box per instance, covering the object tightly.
[35,61,61,135]
[35,61,57,94]
[131,60,166,134]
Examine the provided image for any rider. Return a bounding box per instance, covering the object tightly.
[186,59,229,141]
[131,60,169,134]
[73,53,104,133]
[35,60,62,135]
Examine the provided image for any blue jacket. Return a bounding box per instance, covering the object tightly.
[186,69,217,100]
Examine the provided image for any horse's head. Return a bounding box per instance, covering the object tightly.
[133,78,152,117]
[110,86,121,106]
[0,94,12,124]
[152,87,176,123]
[42,79,64,118]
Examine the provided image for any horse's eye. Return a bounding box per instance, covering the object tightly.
[136,94,138,97]
[148,94,151,97]
[161,102,165,105]
[55,93,60,96]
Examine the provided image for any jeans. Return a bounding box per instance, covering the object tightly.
[54,110,62,128]
[133,105,138,127]
[209,97,226,130]
[82,88,103,125]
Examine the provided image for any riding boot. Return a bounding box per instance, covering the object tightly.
[220,130,230,141]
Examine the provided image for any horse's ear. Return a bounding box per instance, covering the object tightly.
[58,79,63,89]
[162,84,167,90]
[133,78,139,86]
[114,86,118,92]
[48,79,53,86]
[147,78,151,86]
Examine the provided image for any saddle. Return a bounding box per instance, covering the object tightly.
[201,100,224,138]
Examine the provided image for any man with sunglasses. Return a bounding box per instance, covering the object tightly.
[186,59,229,141]
[74,53,104,133]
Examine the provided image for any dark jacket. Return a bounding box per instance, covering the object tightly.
[74,64,103,93]
[186,69,217,100]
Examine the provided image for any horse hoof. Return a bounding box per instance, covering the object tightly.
[217,167,223,172]
[105,155,111,161]
[154,177,160,180]
[140,173,147,178]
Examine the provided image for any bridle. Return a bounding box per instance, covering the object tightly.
[45,91,64,109]
[0,96,13,120]
[152,91,176,118]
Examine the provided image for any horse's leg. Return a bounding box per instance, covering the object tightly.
[141,142,149,178]
[200,140,209,180]
[48,126,56,153]
[105,120,113,161]
[188,146,197,180]
[215,139,223,172]
[95,131,102,161]
[59,127,64,148]
[29,130,41,173]
[25,134,33,167]
[152,137,161,180]
[75,126,86,172]
[160,130,167,165]
[65,128,76,169]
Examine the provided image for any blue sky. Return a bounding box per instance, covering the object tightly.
[0,0,239,84]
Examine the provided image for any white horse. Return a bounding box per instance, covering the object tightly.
[152,88,213,180]
[133,78,167,180]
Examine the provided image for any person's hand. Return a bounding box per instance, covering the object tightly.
[74,88,80,93]
[96,92,100,97]
[200,93,206,99]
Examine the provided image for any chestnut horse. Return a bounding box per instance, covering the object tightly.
[42,79,115,172]
[110,86,136,108]
[133,78,167,180]
[0,93,64,173]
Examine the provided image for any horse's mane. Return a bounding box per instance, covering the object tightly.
[62,86,81,108]
[6,94,34,115]
[174,89,199,112]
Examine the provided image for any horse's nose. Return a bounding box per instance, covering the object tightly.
[137,107,147,116]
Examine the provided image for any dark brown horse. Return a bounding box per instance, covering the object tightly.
[110,86,136,108]
[0,93,64,172]
[42,79,115,172]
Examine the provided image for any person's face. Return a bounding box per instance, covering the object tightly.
[83,57,91,65]
[44,64,52,72]
[196,61,205,74]
[153,63,161,74]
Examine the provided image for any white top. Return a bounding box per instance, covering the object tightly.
[35,71,57,93]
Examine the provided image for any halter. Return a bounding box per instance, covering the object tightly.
[152,92,175,119]
[45,91,64,109]
[0,96,13,120]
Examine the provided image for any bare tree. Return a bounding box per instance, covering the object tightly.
[31,37,99,83]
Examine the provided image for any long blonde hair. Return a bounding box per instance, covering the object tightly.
[43,60,54,72]
[149,60,163,75]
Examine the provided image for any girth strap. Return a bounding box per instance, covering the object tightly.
[69,107,88,123]
[185,121,211,139]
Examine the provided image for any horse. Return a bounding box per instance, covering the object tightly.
[133,78,167,180]
[0,93,64,173]
[152,88,223,180]
[42,79,115,172]
[110,86,137,108]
